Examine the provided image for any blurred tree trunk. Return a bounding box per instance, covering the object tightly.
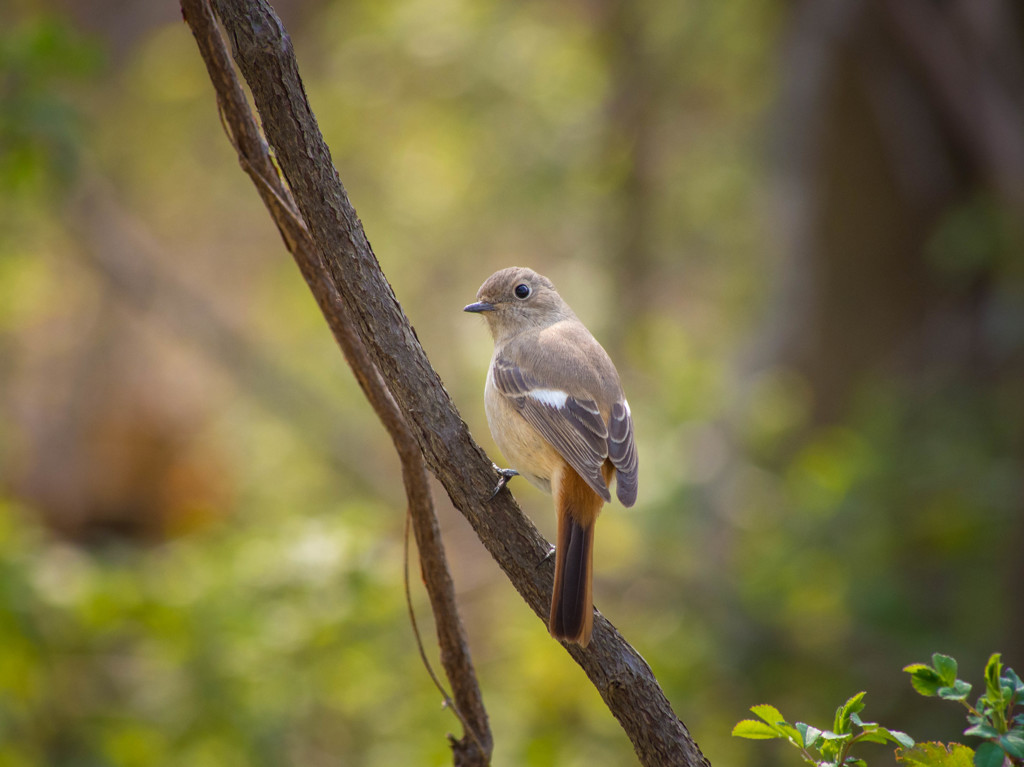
[761,0,1024,657]
[596,0,659,357]
[764,0,1024,419]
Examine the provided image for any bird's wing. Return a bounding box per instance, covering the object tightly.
[607,399,638,506]
[491,353,612,501]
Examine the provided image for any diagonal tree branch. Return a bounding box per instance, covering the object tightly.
[181,1,492,764]
[183,0,710,763]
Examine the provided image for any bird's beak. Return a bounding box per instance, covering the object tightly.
[463,301,495,313]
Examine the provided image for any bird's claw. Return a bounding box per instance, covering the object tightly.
[538,544,556,568]
[489,466,519,499]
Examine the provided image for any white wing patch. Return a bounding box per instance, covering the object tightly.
[527,388,570,409]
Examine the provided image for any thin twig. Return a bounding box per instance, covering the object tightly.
[403,510,458,711]
[403,510,487,756]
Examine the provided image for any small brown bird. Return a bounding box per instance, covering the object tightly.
[465,267,638,647]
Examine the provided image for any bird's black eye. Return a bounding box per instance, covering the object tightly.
[514,283,531,300]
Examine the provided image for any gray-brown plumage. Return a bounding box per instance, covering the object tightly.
[465,266,638,646]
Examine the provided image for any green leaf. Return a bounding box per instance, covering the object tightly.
[985,654,1004,707]
[896,742,974,767]
[999,733,1024,759]
[820,738,843,762]
[746,704,804,744]
[964,723,1000,739]
[858,729,892,744]
[777,723,804,744]
[973,741,1005,767]
[732,719,782,740]
[856,726,914,747]
[846,691,867,715]
[939,681,973,701]
[1003,668,1023,696]
[933,654,959,687]
[888,729,916,749]
[819,730,852,763]
[835,692,867,734]
[796,722,823,749]
[906,664,945,697]
[750,704,787,728]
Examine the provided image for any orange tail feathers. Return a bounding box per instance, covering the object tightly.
[549,465,606,647]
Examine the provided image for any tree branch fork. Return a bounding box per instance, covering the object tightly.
[180,1,709,764]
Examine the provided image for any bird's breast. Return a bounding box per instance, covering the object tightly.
[484,365,560,494]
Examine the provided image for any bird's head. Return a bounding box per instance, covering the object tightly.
[463,267,575,342]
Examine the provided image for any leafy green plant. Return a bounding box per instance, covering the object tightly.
[904,653,1024,767]
[734,653,1023,767]
[732,692,914,766]
[896,743,975,767]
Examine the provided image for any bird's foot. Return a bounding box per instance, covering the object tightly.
[538,544,556,568]
[489,466,519,499]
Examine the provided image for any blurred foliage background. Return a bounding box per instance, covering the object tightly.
[1,0,1022,765]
